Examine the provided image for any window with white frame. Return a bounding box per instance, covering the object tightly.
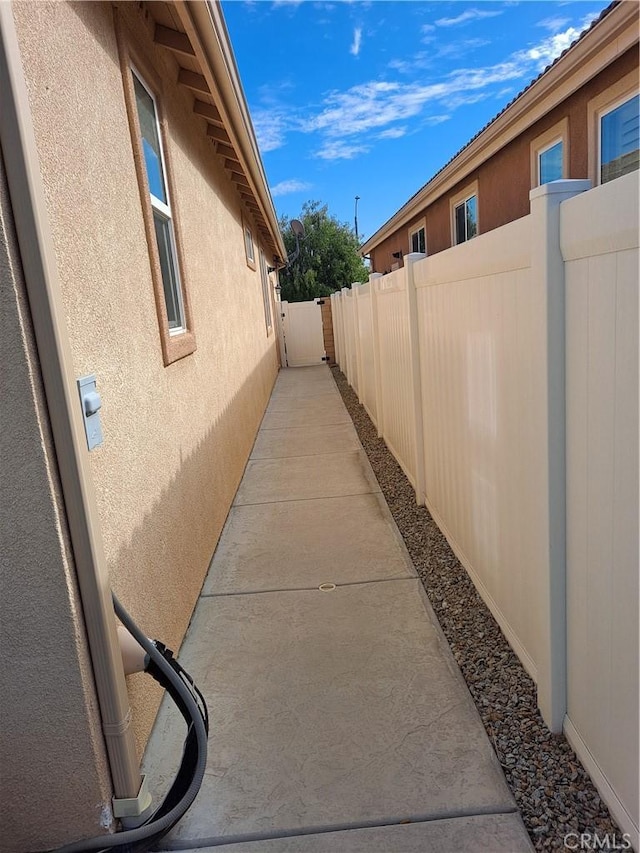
[132,68,185,334]
[244,223,256,268]
[259,250,272,333]
[599,93,639,184]
[538,139,563,184]
[409,224,426,254]
[531,118,568,189]
[453,193,477,245]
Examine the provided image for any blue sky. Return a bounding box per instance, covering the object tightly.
[221,0,609,242]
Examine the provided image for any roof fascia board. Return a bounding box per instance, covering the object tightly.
[362,5,638,253]
[174,1,286,260]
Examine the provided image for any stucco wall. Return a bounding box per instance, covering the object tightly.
[12,0,279,753]
[370,47,638,270]
[0,156,114,851]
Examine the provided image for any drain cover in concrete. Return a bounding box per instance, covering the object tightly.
[143,580,514,844]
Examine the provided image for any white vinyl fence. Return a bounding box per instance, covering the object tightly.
[334,174,639,845]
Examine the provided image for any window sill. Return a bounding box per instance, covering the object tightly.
[161,328,197,365]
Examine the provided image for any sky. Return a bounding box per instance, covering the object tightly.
[221,0,610,243]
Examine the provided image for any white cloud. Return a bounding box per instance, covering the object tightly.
[522,26,581,69]
[254,10,602,165]
[314,140,369,160]
[435,38,489,59]
[378,126,407,139]
[537,15,570,32]
[435,8,503,27]
[350,27,362,56]
[303,59,529,142]
[252,110,289,152]
[271,179,312,197]
[423,115,450,127]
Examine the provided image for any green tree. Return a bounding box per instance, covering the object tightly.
[278,200,368,302]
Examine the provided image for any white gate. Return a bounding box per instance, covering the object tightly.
[280,300,326,367]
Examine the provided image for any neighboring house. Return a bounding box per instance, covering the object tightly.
[1,2,286,849]
[362,0,639,273]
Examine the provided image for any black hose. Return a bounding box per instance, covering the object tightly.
[45,593,208,853]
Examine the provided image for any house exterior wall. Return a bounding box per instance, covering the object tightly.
[12,0,279,753]
[0,157,114,852]
[370,47,638,272]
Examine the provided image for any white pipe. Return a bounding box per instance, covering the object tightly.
[117,627,148,676]
[0,3,141,800]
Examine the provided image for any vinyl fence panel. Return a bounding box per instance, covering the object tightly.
[413,217,541,681]
[354,282,377,427]
[562,171,639,842]
[375,268,416,486]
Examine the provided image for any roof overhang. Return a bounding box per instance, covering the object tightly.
[361,2,638,255]
[162,1,286,263]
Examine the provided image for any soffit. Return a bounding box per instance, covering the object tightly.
[142,1,285,263]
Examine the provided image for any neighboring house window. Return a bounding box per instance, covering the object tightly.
[259,250,272,333]
[244,222,256,269]
[538,139,563,184]
[588,72,639,187]
[453,194,477,245]
[409,224,426,254]
[531,118,569,188]
[132,69,185,333]
[599,93,639,184]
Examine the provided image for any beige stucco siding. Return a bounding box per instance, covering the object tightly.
[12,0,279,751]
[0,156,114,852]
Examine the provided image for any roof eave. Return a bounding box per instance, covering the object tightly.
[181,0,286,262]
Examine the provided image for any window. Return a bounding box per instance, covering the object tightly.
[244,222,256,269]
[409,223,426,254]
[132,70,185,333]
[588,72,639,187]
[259,250,272,334]
[599,94,639,184]
[538,140,563,184]
[117,25,196,365]
[453,194,477,244]
[531,118,569,188]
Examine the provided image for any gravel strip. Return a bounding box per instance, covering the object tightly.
[331,366,622,852]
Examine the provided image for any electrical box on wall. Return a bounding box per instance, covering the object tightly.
[77,374,103,451]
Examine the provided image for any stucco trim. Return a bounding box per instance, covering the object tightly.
[115,10,197,366]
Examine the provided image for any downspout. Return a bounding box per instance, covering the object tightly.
[0,2,142,806]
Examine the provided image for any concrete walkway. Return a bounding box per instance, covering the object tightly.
[144,366,533,852]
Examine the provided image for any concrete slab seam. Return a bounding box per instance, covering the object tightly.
[199,575,420,598]
[233,490,383,507]
[153,807,522,851]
